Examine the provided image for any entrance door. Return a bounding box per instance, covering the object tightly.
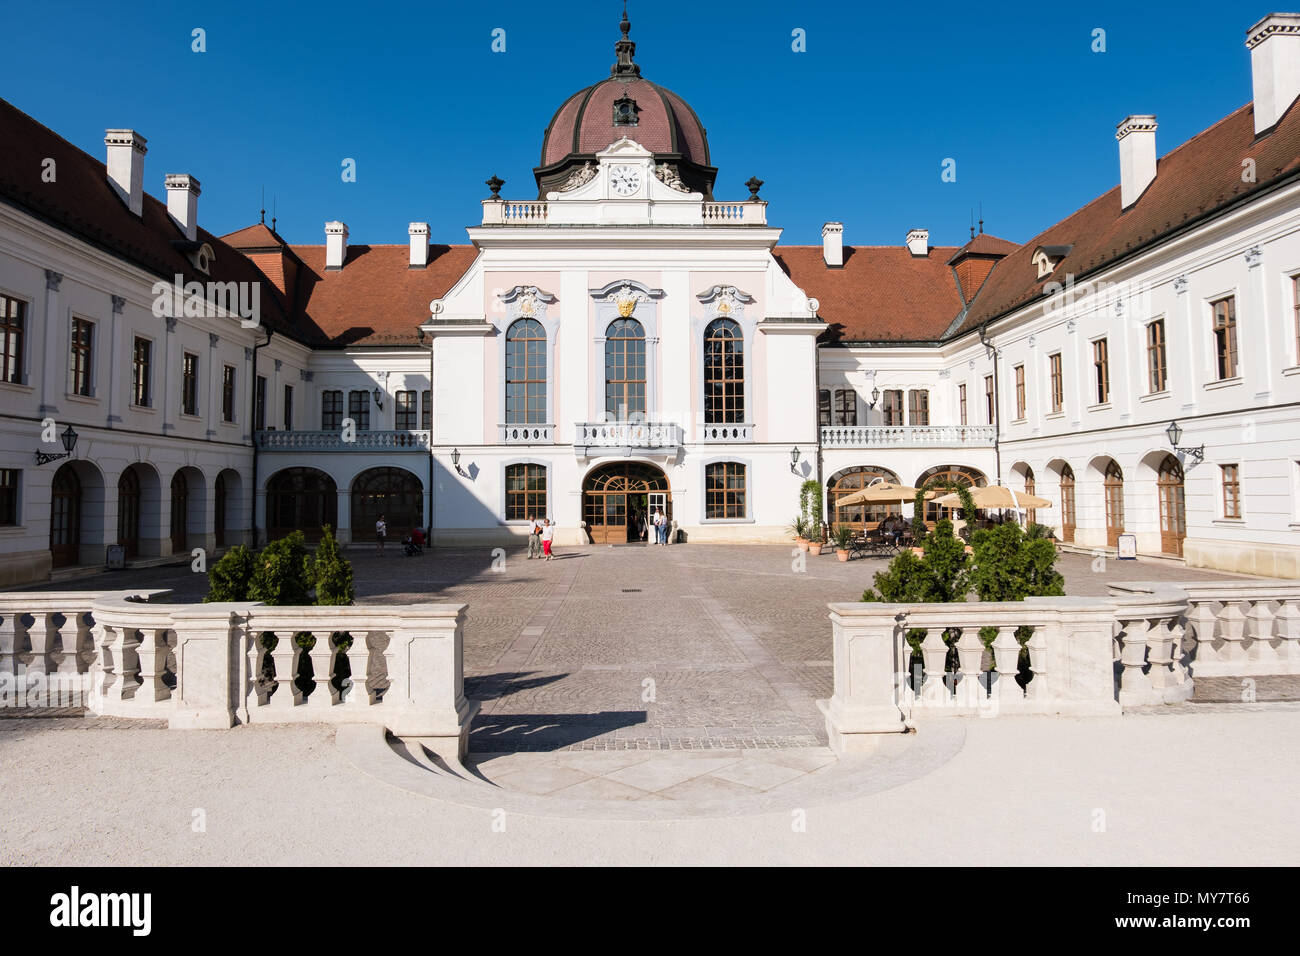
[647,491,667,542]
[170,471,188,554]
[117,467,140,559]
[1103,460,1125,548]
[583,462,670,545]
[214,472,227,548]
[1157,455,1186,556]
[50,463,82,568]
[1059,464,1076,543]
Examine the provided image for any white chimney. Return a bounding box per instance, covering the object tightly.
[165,174,201,241]
[325,221,348,270]
[1247,13,1300,135]
[906,228,929,256]
[408,222,430,268]
[105,129,147,217]
[822,222,844,268]
[1115,115,1158,209]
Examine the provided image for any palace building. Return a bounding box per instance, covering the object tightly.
[1,10,1298,587]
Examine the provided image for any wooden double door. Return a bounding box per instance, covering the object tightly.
[583,462,670,544]
[1157,455,1186,556]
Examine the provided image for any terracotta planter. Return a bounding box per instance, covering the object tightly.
[807,543,822,556]
[911,547,925,557]
[836,549,850,562]
[795,538,809,551]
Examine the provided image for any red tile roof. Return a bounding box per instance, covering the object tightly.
[952,99,1300,337]
[285,244,479,347]
[774,245,967,343]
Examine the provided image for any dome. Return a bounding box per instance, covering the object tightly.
[534,9,716,198]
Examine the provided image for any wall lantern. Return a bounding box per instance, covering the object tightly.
[450,447,468,477]
[371,387,384,410]
[36,424,79,466]
[869,386,881,409]
[1165,420,1204,463]
[789,446,801,474]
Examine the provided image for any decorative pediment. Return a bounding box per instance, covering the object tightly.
[500,285,558,322]
[696,285,756,320]
[590,280,665,319]
[597,137,654,160]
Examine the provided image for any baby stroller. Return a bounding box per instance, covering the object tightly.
[402,528,426,557]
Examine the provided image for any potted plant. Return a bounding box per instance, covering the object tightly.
[832,524,854,561]
[788,515,808,550]
[807,529,822,556]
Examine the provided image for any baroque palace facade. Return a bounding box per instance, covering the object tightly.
[1,11,1299,587]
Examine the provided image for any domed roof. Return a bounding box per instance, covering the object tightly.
[534,8,716,198]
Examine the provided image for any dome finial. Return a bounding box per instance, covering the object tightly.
[611,1,640,77]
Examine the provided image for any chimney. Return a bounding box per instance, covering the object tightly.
[165,174,201,241]
[104,129,147,217]
[822,222,844,268]
[408,222,430,268]
[906,228,929,256]
[325,221,348,270]
[1115,115,1158,209]
[1247,13,1300,135]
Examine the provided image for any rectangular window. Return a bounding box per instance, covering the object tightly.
[1014,364,1026,420]
[348,390,369,431]
[1221,464,1241,519]
[1093,338,1109,405]
[1293,274,1300,365]
[817,389,831,426]
[908,389,930,426]
[1147,319,1167,393]
[984,375,995,424]
[0,468,17,526]
[221,364,236,422]
[704,462,746,519]
[255,375,267,430]
[881,389,904,426]
[421,389,431,431]
[1212,296,1238,379]
[132,337,152,407]
[321,390,343,430]
[958,383,967,426]
[396,390,417,429]
[833,389,857,426]
[1048,353,1063,413]
[283,384,293,431]
[181,352,199,415]
[505,463,547,521]
[70,317,93,396]
[0,294,25,385]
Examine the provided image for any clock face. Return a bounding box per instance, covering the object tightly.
[610,165,642,196]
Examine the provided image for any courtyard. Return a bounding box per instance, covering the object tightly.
[20,543,1265,751]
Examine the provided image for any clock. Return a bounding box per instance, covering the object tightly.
[610,165,642,196]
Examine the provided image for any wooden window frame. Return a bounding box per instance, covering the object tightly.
[1212,296,1238,380]
[1048,353,1063,413]
[421,389,431,431]
[1093,338,1109,404]
[283,383,294,432]
[347,389,370,431]
[882,389,904,427]
[0,468,18,526]
[255,375,267,430]
[132,336,152,407]
[1221,463,1241,519]
[703,318,745,425]
[984,374,995,424]
[958,383,967,426]
[505,318,548,425]
[321,390,343,431]
[1,294,26,385]
[1013,364,1026,420]
[604,318,646,421]
[395,389,417,430]
[704,461,747,519]
[1146,319,1167,393]
[221,364,236,423]
[833,389,857,426]
[504,463,548,522]
[908,389,930,426]
[817,389,831,426]
[70,317,94,397]
[181,351,199,416]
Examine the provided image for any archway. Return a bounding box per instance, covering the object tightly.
[1101,459,1125,547]
[214,469,243,549]
[1010,462,1038,526]
[50,463,82,568]
[352,467,423,540]
[1155,454,1186,556]
[170,471,189,554]
[915,464,987,523]
[827,466,901,530]
[1049,460,1076,543]
[266,468,338,541]
[582,461,670,544]
[118,467,141,559]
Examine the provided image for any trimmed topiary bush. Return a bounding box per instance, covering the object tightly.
[247,531,312,606]
[203,544,256,603]
[311,524,354,606]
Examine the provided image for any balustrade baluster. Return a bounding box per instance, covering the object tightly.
[267,630,302,710]
[1216,602,1248,668]
[1145,617,1176,692]
[57,610,92,678]
[1275,601,1300,669]
[954,629,985,708]
[919,629,948,705]
[1244,599,1280,669]
[1184,599,1217,667]
[1117,616,1154,704]
[1167,618,1190,686]
[25,612,59,677]
[247,631,269,709]
[344,632,373,708]
[136,627,172,702]
[306,630,338,709]
[0,610,26,680]
[993,626,1025,704]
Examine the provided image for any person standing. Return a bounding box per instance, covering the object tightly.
[541,518,555,561]
[653,509,665,546]
[375,514,388,556]
[526,515,542,559]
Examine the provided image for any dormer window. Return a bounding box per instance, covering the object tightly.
[194,242,215,275]
[613,93,640,127]
[1031,244,1073,279]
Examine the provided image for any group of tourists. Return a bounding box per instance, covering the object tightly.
[526,517,557,560]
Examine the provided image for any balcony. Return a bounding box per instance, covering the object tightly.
[255,429,430,452]
[820,424,997,448]
[699,423,755,443]
[574,421,682,460]
[498,424,555,444]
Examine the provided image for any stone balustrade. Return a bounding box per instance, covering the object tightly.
[481,200,549,224]
[698,423,754,443]
[574,420,682,456]
[255,429,430,452]
[498,423,555,444]
[702,201,767,224]
[820,424,998,448]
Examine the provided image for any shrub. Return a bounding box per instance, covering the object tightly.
[311,525,354,606]
[970,521,1065,681]
[863,519,971,605]
[832,524,854,550]
[799,479,824,539]
[247,531,312,606]
[203,545,255,603]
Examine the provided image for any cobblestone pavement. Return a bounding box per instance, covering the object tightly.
[8,544,1276,749]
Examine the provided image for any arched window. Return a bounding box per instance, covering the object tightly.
[266,468,338,541]
[118,467,141,559]
[1022,466,1037,526]
[829,467,901,529]
[505,319,547,424]
[704,318,744,424]
[170,471,189,554]
[352,467,423,536]
[916,465,987,523]
[1157,455,1185,556]
[50,463,82,568]
[1059,464,1076,542]
[605,318,646,420]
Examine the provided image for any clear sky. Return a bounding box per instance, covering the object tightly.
[3,0,1264,249]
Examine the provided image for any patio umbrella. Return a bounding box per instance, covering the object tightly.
[932,485,1052,510]
[835,482,933,509]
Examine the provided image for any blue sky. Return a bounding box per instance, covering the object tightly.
[3,0,1264,249]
